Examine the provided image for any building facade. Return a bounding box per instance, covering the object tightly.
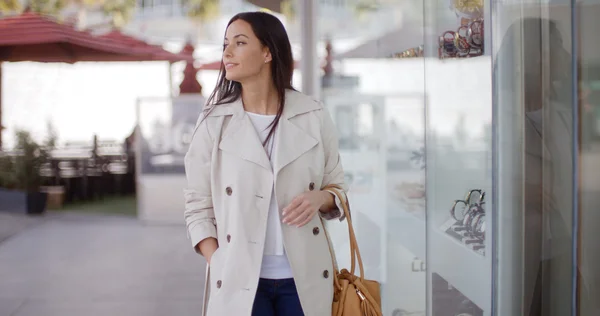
[133,1,600,315]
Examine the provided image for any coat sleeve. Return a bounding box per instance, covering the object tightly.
[318,105,349,221]
[184,112,217,254]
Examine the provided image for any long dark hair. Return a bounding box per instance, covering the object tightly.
[205,11,295,145]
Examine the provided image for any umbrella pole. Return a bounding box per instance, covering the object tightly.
[0,62,3,150]
[169,61,174,97]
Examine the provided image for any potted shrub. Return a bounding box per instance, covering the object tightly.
[39,122,66,210]
[0,130,49,215]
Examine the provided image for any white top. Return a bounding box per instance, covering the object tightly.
[245,111,293,279]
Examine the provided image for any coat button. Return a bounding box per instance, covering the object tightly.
[227,234,231,243]
[226,187,232,196]
[216,280,222,288]
[313,227,320,235]
[323,270,329,278]
[309,182,315,191]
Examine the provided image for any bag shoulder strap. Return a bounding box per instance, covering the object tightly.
[321,184,366,283]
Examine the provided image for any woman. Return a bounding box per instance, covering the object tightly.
[184,11,348,316]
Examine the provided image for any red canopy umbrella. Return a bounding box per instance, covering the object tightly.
[0,12,193,148]
[0,12,191,63]
[98,30,193,63]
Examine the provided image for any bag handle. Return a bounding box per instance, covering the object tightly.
[321,184,366,287]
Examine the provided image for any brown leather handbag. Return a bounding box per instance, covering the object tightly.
[321,184,383,316]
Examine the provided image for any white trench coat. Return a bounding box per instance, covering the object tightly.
[184,89,348,316]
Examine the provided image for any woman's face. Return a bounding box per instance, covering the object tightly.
[223,19,272,83]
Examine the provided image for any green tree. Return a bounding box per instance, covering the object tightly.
[99,0,137,28]
[0,0,136,28]
[44,120,59,149]
[280,0,295,22]
[28,0,71,15]
[0,0,23,13]
[0,130,50,192]
[186,0,220,21]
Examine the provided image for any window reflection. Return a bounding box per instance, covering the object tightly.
[578,1,600,315]
[494,3,578,315]
[316,0,600,315]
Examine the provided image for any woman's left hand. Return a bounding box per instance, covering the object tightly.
[282,191,327,227]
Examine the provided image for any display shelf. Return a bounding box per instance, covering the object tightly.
[430,224,489,311]
[387,203,490,311]
[432,273,484,316]
[387,206,426,261]
[439,217,486,256]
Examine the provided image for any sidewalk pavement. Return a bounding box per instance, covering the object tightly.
[0,213,45,245]
[0,212,206,316]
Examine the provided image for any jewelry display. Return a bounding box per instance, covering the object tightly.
[444,189,487,255]
[391,45,424,59]
[438,19,484,59]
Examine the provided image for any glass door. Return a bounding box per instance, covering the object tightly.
[423,0,493,315]
[576,0,600,315]
[315,1,428,315]
[491,0,587,315]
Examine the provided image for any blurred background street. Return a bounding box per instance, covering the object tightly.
[0,211,206,316]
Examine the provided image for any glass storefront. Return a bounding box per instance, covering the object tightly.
[493,2,575,315]
[493,0,600,315]
[315,1,424,314]
[578,3,600,315]
[312,0,600,315]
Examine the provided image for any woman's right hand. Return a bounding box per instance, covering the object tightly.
[198,237,219,265]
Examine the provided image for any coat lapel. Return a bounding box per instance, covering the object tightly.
[217,99,272,171]
[273,117,318,176]
[273,90,320,176]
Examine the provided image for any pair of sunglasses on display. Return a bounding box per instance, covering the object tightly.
[450,189,486,241]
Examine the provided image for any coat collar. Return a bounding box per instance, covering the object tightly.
[214,89,321,175]
[207,89,321,119]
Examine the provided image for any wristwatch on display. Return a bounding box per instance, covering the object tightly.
[454,25,471,56]
[467,20,484,48]
[440,31,458,57]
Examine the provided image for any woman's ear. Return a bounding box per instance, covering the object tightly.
[263,47,272,63]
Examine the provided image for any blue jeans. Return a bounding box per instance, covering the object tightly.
[251,278,305,316]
